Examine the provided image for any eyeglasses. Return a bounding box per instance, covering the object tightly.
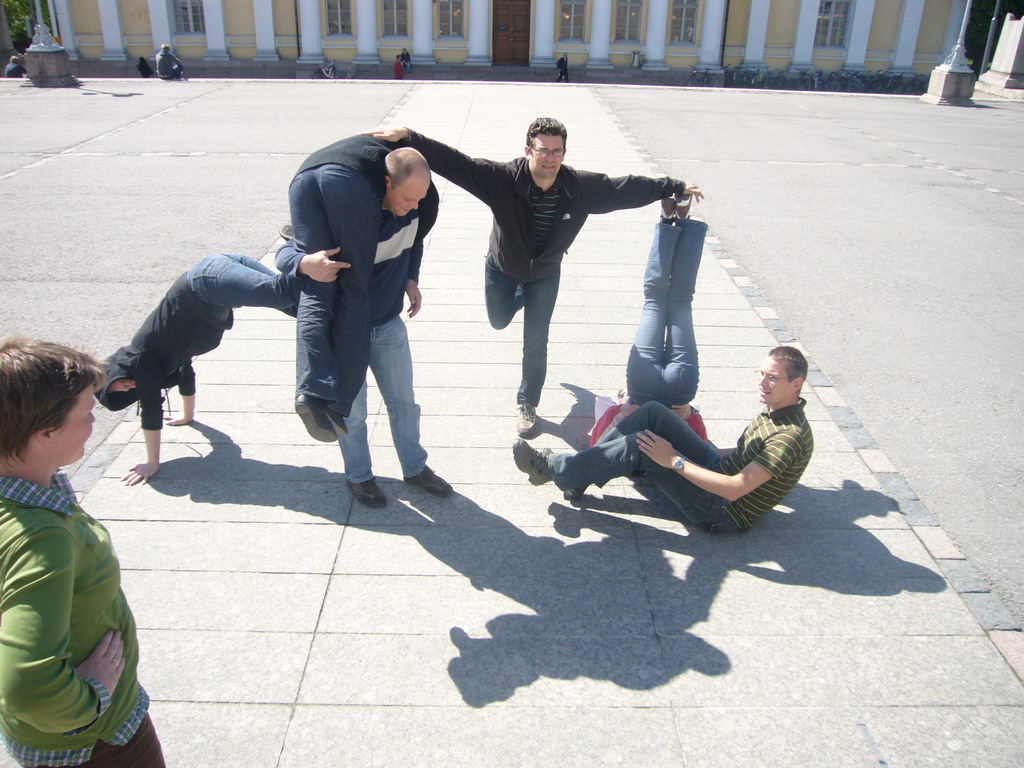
[529,146,565,158]
[756,370,792,384]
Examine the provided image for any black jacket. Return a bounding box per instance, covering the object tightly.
[406,129,689,282]
[96,274,232,430]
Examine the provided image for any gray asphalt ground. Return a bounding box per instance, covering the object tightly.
[0,78,1022,767]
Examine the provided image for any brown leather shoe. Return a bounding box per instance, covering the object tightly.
[347,478,386,507]
[403,466,453,498]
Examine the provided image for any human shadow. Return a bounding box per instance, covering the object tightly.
[347,492,731,707]
[145,421,349,524]
[549,382,604,451]
[144,421,944,708]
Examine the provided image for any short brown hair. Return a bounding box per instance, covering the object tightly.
[768,345,808,382]
[526,118,567,148]
[0,337,103,463]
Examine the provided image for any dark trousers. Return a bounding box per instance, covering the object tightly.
[485,257,561,407]
[289,163,380,416]
[80,714,165,768]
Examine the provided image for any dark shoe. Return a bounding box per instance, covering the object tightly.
[404,466,453,498]
[295,395,337,442]
[347,478,386,508]
[280,223,294,240]
[513,438,553,485]
[563,487,587,503]
[516,403,539,439]
[324,403,348,435]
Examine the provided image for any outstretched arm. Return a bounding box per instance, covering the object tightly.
[123,428,161,486]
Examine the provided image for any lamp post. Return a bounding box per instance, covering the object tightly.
[937,0,975,73]
[922,0,976,104]
[981,0,1004,74]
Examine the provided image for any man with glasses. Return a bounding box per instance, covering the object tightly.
[371,119,701,439]
[513,346,815,533]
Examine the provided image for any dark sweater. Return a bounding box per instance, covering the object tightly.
[96,275,232,430]
[405,129,690,283]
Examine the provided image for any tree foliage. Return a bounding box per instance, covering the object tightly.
[966,0,1024,71]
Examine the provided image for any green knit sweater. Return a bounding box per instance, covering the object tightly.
[0,491,140,753]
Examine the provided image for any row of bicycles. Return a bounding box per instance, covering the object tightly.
[686,65,928,95]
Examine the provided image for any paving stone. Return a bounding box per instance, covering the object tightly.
[151,702,292,768]
[917,526,966,559]
[964,593,1021,631]
[937,558,991,593]
[279,705,683,767]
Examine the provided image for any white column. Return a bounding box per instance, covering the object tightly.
[788,0,818,71]
[147,0,174,54]
[354,0,380,62]
[741,0,770,67]
[203,0,230,60]
[697,0,726,69]
[412,0,435,63]
[466,0,490,64]
[52,0,79,58]
[98,0,127,60]
[586,0,612,68]
[252,0,278,60]
[642,0,669,69]
[891,0,925,72]
[843,0,875,69]
[531,0,556,65]
[298,0,324,62]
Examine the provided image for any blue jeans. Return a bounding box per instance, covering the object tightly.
[626,219,706,406]
[186,253,299,313]
[289,164,380,415]
[485,256,561,407]
[549,401,737,531]
[337,315,427,483]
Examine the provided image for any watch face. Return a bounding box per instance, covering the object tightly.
[672,457,685,470]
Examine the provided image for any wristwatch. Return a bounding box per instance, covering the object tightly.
[671,456,686,471]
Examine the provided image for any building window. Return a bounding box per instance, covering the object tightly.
[670,0,697,44]
[326,0,352,35]
[382,0,408,36]
[614,0,642,41]
[174,0,205,33]
[438,0,463,37]
[559,0,585,41]
[815,0,850,47]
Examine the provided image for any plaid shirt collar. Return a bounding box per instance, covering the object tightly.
[0,469,76,517]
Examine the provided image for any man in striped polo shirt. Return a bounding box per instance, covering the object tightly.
[513,346,814,532]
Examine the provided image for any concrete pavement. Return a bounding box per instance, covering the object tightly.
[1,79,1022,767]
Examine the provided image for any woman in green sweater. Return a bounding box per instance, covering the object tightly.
[0,337,164,767]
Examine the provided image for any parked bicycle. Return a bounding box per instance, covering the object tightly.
[687,67,718,87]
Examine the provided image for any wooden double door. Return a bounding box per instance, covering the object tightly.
[492,0,531,65]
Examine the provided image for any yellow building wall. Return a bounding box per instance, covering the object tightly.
[224,0,256,58]
[272,0,298,59]
[918,0,954,60]
[68,0,102,57]
[867,0,900,53]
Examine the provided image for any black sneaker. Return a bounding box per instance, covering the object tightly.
[347,478,386,508]
[280,223,294,240]
[516,403,539,439]
[404,466,453,498]
[513,438,553,485]
[295,395,337,442]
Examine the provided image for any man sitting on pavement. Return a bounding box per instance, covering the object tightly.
[277,182,451,507]
[513,346,814,532]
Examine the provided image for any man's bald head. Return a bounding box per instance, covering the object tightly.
[383,147,431,217]
[385,147,430,188]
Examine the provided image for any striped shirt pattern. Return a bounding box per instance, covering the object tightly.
[718,399,814,531]
[0,472,150,767]
[529,184,562,257]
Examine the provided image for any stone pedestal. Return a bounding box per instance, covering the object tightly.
[920,67,974,106]
[24,47,79,87]
[974,15,1024,99]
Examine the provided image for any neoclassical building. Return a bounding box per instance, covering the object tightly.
[45,0,967,73]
